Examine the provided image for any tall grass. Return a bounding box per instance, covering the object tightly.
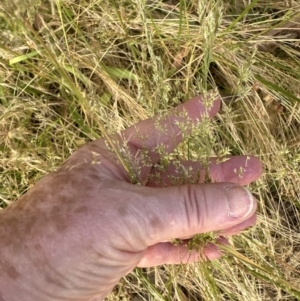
[1,0,300,300]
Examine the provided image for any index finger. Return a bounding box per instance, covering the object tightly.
[122,95,221,163]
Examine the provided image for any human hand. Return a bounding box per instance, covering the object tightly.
[0,95,262,301]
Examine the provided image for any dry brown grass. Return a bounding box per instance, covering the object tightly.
[1,0,300,300]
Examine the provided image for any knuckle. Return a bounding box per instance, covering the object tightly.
[181,184,206,230]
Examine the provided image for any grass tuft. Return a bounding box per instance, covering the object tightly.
[1,0,300,300]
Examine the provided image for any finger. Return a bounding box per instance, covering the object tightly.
[171,212,256,240]
[157,213,256,242]
[81,95,220,183]
[137,237,229,267]
[147,155,262,187]
[138,183,257,246]
[122,95,220,163]
[220,213,256,236]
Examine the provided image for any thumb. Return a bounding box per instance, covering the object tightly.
[142,183,256,246]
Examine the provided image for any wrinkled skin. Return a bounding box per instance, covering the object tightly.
[0,96,262,301]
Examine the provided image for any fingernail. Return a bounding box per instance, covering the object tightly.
[224,185,254,218]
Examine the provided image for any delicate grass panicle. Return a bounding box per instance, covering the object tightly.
[1,0,300,300]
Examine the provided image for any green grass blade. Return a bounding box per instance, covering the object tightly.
[9,51,39,65]
[255,75,300,104]
[224,0,259,33]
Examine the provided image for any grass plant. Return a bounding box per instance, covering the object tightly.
[1,0,300,300]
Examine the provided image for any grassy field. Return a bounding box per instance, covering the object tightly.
[1,0,300,300]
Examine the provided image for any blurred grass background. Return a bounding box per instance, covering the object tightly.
[0,0,300,300]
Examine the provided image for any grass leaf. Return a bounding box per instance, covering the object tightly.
[9,51,39,65]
